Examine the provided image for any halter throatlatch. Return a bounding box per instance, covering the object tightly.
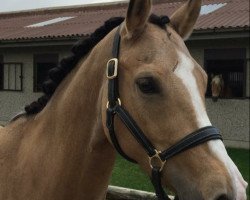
[106,26,223,200]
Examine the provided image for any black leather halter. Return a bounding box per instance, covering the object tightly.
[106,26,223,200]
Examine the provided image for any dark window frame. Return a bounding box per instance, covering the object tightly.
[33,53,59,93]
[0,62,23,92]
[204,48,247,99]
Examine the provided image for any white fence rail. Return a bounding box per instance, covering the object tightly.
[107,186,174,200]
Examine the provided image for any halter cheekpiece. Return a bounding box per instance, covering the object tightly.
[105,25,223,200]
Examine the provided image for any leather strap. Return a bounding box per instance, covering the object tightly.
[107,26,121,107]
[114,105,156,157]
[160,126,222,161]
[106,108,136,163]
[112,26,121,58]
[151,167,171,200]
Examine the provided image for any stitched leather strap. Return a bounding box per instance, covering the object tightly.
[160,126,222,161]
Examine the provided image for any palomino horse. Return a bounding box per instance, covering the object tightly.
[211,74,233,102]
[0,0,247,199]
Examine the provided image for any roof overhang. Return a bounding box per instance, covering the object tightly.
[0,28,249,48]
[190,27,250,40]
[0,36,80,48]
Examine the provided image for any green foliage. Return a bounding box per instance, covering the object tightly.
[111,148,249,197]
[110,156,154,191]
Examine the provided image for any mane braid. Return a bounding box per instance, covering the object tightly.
[24,15,169,115]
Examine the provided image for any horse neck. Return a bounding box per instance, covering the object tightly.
[27,32,116,199]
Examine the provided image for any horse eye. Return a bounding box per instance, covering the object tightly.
[136,77,160,94]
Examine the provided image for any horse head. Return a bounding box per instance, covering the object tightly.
[101,1,247,199]
[211,74,224,102]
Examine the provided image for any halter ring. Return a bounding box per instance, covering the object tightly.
[106,98,122,109]
[106,58,118,79]
[149,150,166,172]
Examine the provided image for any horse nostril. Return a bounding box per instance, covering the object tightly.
[215,194,232,200]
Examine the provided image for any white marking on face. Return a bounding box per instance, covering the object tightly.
[212,76,221,84]
[175,51,211,128]
[209,140,248,200]
[175,51,248,199]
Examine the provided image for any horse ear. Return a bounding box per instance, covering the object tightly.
[124,0,152,38]
[170,0,202,40]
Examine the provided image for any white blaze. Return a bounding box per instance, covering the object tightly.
[212,75,221,84]
[175,51,211,128]
[175,51,248,199]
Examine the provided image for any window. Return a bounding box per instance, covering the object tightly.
[0,62,23,91]
[205,48,246,98]
[34,54,58,92]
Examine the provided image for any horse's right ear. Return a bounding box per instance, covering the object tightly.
[124,0,152,38]
[170,0,202,40]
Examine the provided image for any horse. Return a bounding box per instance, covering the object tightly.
[0,0,247,199]
[211,74,233,102]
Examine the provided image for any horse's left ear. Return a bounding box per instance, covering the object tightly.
[124,0,152,38]
[170,0,202,40]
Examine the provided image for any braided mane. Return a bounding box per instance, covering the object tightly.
[25,15,169,115]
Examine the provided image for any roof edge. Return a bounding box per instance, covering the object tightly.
[1,26,248,44]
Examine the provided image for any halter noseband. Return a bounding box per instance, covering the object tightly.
[106,26,223,200]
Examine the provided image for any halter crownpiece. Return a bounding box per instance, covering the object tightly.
[106,25,223,200]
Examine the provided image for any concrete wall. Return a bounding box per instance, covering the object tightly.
[0,45,71,123]
[206,99,249,149]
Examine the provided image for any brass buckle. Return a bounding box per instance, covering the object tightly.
[106,58,118,79]
[106,98,122,109]
[149,150,166,172]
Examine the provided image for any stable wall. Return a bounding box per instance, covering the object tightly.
[0,45,71,123]
[187,37,249,149]
[0,37,249,148]
[206,99,249,149]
